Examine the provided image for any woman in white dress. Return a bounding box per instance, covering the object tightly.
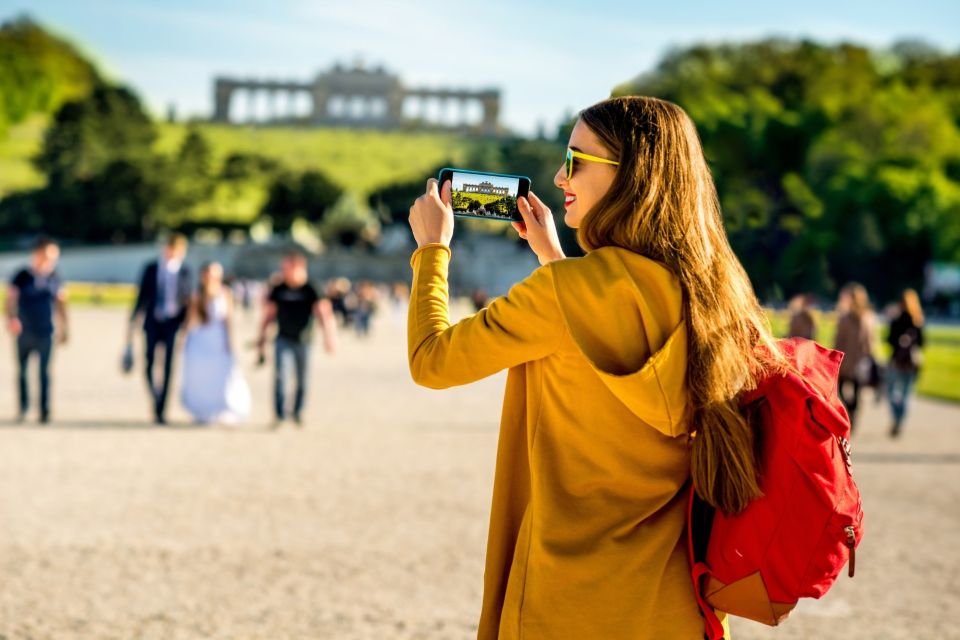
[181,262,251,424]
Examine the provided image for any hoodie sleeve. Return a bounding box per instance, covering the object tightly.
[408,244,564,389]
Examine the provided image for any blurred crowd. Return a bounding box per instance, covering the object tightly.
[786,284,926,438]
[6,235,930,437]
[6,235,411,428]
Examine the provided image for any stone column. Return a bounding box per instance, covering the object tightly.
[480,95,500,136]
[246,88,257,124]
[213,80,233,123]
[387,90,405,127]
[311,86,329,123]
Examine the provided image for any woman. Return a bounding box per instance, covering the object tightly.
[407,97,784,639]
[787,293,816,340]
[833,283,876,432]
[181,262,251,424]
[886,288,925,437]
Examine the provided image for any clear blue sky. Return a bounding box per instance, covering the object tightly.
[3,0,959,135]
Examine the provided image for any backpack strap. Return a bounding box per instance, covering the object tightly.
[687,485,726,640]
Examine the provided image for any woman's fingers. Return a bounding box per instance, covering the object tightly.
[440,179,452,206]
[511,221,527,239]
[527,191,551,219]
[518,196,540,226]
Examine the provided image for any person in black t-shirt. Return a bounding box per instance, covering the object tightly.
[256,251,337,427]
[5,237,69,423]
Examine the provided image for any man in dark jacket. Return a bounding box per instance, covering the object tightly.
[128,234,191,424]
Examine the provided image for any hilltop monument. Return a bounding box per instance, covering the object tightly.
[212,62,501,135]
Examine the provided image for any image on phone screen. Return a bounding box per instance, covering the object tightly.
[450,171,520,220]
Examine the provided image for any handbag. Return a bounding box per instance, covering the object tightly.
[121,342,135,374]
[855,355,881,387]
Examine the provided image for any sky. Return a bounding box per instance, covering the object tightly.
[3,0,959,135]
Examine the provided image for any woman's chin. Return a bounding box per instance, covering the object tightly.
[564,208,580,229]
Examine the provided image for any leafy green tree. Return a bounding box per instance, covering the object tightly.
[35,85,157,186]
[322,191,377,248]
[259,168,343,233]
[0,16,100,136]
[261,172,300,233]
[615,38,960,302]
[298,170,342,224]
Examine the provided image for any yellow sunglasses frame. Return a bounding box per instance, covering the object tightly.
[566,148,619,180]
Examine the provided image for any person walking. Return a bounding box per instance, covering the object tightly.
[406,96,786,639]
[256,251,337,427]
[886,288,925,438]
[180,262,251,424]
[128,234,192,424]
[833,282,877,432]
[5,237,68,424]
[787,293,817,340]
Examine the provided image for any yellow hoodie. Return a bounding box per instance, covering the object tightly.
[409,243,713,639]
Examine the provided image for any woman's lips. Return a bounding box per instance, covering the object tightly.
[564,192,576,208]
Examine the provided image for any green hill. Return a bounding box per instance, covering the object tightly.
[0,113,475,205]
[156,123,469,196]
[0,16,100,135]
[0,17,472,205]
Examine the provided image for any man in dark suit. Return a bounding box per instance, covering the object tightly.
[128,234,192,424]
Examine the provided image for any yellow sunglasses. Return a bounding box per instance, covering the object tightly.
[565,147,619,180]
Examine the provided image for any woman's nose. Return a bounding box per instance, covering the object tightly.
[553,164,566,189]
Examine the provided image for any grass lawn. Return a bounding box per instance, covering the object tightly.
[0,282,136,308]
[0,115,48,199]
[155,123,469,196]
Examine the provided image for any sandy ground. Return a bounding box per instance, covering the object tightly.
[0,304,958,640]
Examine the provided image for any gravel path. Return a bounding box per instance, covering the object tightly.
[1,306,958,639]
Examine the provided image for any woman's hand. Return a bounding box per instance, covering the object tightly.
[409,179,454,247]
[512,191,565,265]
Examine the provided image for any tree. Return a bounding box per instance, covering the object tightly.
[298,170,342,224]
[261,172,300,233]
[322,192,378,248]
[615,38,960,302]
[35,85,157,186]
[0,16,100,137]
[259,168,343,233]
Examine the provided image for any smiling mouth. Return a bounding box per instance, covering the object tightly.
[564,192,577,207]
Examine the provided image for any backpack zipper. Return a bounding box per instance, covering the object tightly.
[844,525,857,577]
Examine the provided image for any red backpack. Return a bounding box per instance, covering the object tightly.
[687,338,864,639]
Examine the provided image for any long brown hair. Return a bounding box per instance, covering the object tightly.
[196,261,222,325]
[578,96,785,514]
[841,283,870,321]
[901,288,925,327]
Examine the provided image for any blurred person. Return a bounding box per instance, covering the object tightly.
[5,237,68,424]
[833,282,877,432]
[787,293,817,340]
[256,251,337,427]
[406,97,787,638]
[386,281,410,329]
[128,234,192,425]
[886,289,925,438]
[471,288,490,312]
[325,277,353,327]
[353,280,378,337]
[180,262,251,424]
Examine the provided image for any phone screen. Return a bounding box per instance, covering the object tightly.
[449,171,521,220]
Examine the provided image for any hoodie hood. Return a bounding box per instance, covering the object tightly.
[550,247,689,438]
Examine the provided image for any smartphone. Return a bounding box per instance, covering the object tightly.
[437,168,530,222]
